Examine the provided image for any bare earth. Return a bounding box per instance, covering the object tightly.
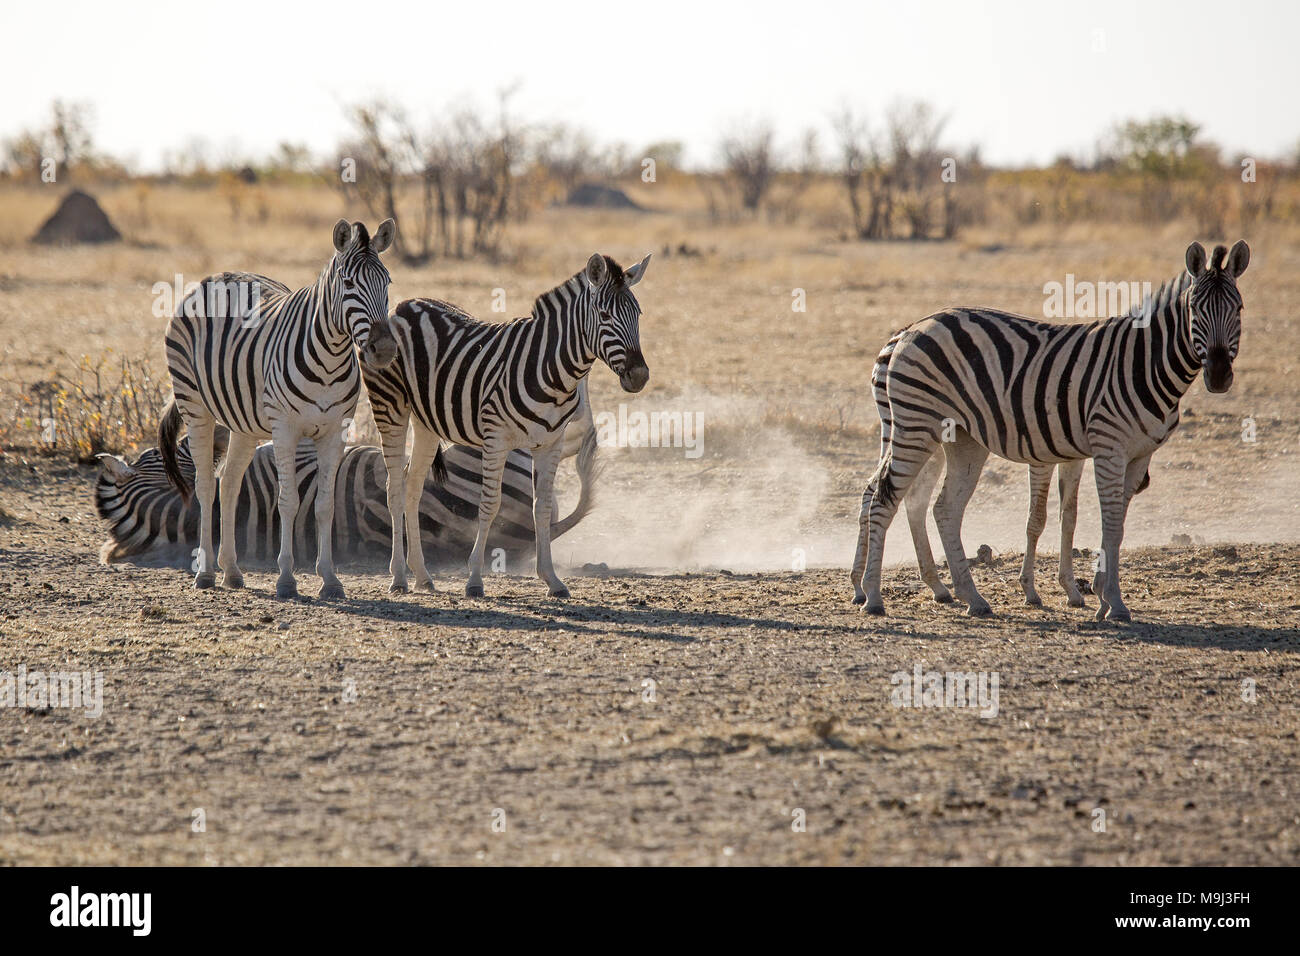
[1,456,1297,866]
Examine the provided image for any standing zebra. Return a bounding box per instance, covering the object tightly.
[852,240,1248,620]
[365,252,651,597]
[159,220,398,599]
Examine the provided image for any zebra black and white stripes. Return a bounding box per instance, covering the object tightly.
[364,252,651,597]
[96,420,599,570]
[160,219,397,600]
[853,240,1249,620]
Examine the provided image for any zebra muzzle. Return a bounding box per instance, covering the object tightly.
[618,353,650,393]
[1202,347,1234,393]
[361,327,399,370]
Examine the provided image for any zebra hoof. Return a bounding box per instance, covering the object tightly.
[864,602,886,616]
[1106,607,1132,623]
[933,592,954,604]
[1067,597,1086,609]
[549,586,571,599]
[223,572,244,590]
[851,594,866,606]
[1024,595,1042,607]
[465,583,485,598]
[389,581,409,595]
[967,604,993,618]
[276,580,299,600]
[318,582,346,601]
[416,579,436,593]
[194,572,217,590]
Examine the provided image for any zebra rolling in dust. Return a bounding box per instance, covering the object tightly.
[96,417,599,573]
[853,240,1249,620]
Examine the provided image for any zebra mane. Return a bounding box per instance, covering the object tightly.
[528,256,630,320]
[529,272,588,321]
[1123,270,1192,324]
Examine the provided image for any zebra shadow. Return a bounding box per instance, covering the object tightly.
[313,592,829,644]
[867,612,1300,653]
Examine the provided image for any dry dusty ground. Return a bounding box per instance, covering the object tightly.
[0,456,1297,866]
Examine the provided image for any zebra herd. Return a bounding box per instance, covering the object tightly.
[99,220,1250,622]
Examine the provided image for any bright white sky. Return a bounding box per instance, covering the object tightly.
[4,0,1297,170]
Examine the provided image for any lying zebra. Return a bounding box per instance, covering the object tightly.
[96,422,599,571]
[872,455,1147,608]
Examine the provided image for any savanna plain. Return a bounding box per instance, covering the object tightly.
[1,183,1297,864]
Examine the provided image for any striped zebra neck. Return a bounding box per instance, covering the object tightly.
[309,259,352,354]
[529,273,599,393]
[1133,271,1201,392]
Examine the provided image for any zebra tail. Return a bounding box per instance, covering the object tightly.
[551,425,601,540]
[158,399,191,504]
[430,444,448,485]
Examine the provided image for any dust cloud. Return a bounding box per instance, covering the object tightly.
[551,392,1300,576]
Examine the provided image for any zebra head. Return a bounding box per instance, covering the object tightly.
[1185,240,1249,394]
[582,253,651,392]
[331,218,399,370]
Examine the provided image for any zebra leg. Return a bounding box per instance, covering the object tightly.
[1019,463,1053,606]
[531,442,568,598]
[312,432,346,600]
[904,453,951,603]
[1056,459,1086,607]
[862,436,938,615]
[402,426,441,593]
[216,432,258,589]
[1090,453,1134,622]
[188,415,219,589]
[271,427,303,600]
[850,483,874,604]
[379,420,410,593]
[465,440,509,598]
[932,431,991,616]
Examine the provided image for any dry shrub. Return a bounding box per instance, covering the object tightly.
[2,352,167,461]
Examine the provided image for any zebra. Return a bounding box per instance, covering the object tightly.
[875,454,1148,608]
[96,413,599,570]
[158,219,397,600]
[852,240,1249,621]
[364,252,651,597]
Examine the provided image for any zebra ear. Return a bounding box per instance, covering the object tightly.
[1185,241,1207,278]
[584,253,608,289]
[1225,239,1250,278]
[333,219,354,253]
[623,253,652,287]
[371,219,396,254]
[96,453,134,482]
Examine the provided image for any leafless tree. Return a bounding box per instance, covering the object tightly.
[833,108,893,239]
[335,91,524,263]
[720,121,777,212]
[834,100,958,240]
